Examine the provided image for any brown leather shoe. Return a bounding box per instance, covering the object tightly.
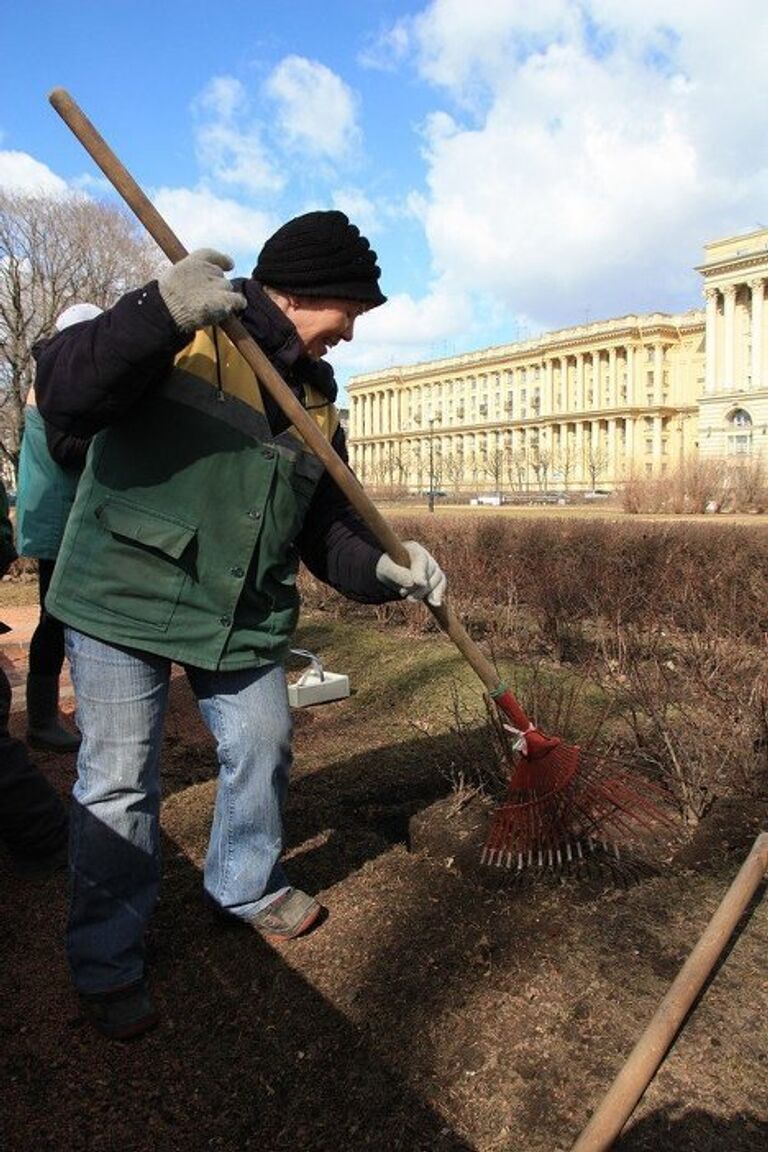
[247,888,323,941]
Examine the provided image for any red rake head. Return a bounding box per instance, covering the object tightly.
[482,688,674,870]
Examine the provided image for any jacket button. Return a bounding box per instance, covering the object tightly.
[219,615,232,627]
[263,448,275,460]
[247,509,261,520]
[230,566,244,578]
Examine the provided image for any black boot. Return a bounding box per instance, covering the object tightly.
[26,673,81,753]
[0,723,68,874]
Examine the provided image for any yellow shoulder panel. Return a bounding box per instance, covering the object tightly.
[175,328,339,443]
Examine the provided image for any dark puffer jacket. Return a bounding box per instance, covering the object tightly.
[35,278,393,670]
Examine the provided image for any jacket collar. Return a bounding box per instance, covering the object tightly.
[236,279,338,404]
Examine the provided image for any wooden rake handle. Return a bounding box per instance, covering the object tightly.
[570,830,768,1152]
[47,88,505,699]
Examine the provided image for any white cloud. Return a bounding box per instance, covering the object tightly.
[195,76,248,121]
[357,22,411,72]
[330,188,381,238]
[0,151,69,195]
[410,0,574,98]
[390,1,768,329]
[193,77,284,195]
[264,56,361,160]
[150,187,276,272]
[330,286,472,379]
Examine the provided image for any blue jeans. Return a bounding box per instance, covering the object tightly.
[65,628,293,994]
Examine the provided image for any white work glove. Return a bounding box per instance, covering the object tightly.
[375,541,447,607]
[158,249,246,333]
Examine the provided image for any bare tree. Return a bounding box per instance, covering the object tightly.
[584,439,610,491]
[0,190,162,478]
[442,448,466,498]
[479,444,505,494]
[505,445,529,492]
[531,443,553,490]
[553,443,576,491]
[388,443,413,496]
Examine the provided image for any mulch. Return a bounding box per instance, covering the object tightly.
[1,607,767,1152]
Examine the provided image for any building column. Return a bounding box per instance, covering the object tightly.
[576,354,585,411]
[626,344,636,406]
[704,287,718,394]
[575,421,585,485]
[543,359,553,417]
[607,418,616,483]
[608,347,617,408]
[751,278,765,390]
[654,343,664,405]
[723,284,737,390]
[653,415,663,469]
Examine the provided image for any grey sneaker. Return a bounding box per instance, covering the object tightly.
[247,888,323,941]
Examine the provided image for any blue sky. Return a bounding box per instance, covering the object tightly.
[3,1,768,400]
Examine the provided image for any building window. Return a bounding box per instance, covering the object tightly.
[728,433,751,456]
[726,408,753,456]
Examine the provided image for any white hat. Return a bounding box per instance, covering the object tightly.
[55,302,103,331]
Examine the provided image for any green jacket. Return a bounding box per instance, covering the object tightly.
[16,405,84,560]
[0,479,17,579]
[46,326,341,670]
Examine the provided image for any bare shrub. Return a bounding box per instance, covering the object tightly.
[604,627,768,823]
[725,456,768,512]
[619,457,768,516]
[298,512,768,823]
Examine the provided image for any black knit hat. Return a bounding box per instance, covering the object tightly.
[252,210,387,308]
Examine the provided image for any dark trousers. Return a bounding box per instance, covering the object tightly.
[28,559,65,677]
[0,665,67,859]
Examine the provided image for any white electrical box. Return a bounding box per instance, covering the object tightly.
[287,649,350,708]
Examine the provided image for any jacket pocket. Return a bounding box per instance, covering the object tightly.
[73,498,197,631]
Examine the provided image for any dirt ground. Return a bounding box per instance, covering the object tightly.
[1,605,766,1152]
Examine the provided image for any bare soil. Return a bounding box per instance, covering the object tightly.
[1,609,766,1152]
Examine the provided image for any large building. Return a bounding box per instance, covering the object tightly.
[347,228,768,496]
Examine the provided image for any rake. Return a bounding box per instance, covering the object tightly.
[47,88,674,870]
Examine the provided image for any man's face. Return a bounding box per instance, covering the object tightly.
[288,298,370,359]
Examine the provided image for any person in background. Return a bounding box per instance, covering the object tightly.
[16,303,102,752]
[0,477,68,872]
[35,210,446,1040]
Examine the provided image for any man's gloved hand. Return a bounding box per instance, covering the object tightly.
[375,541,447,607]
[158,249,247,333]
